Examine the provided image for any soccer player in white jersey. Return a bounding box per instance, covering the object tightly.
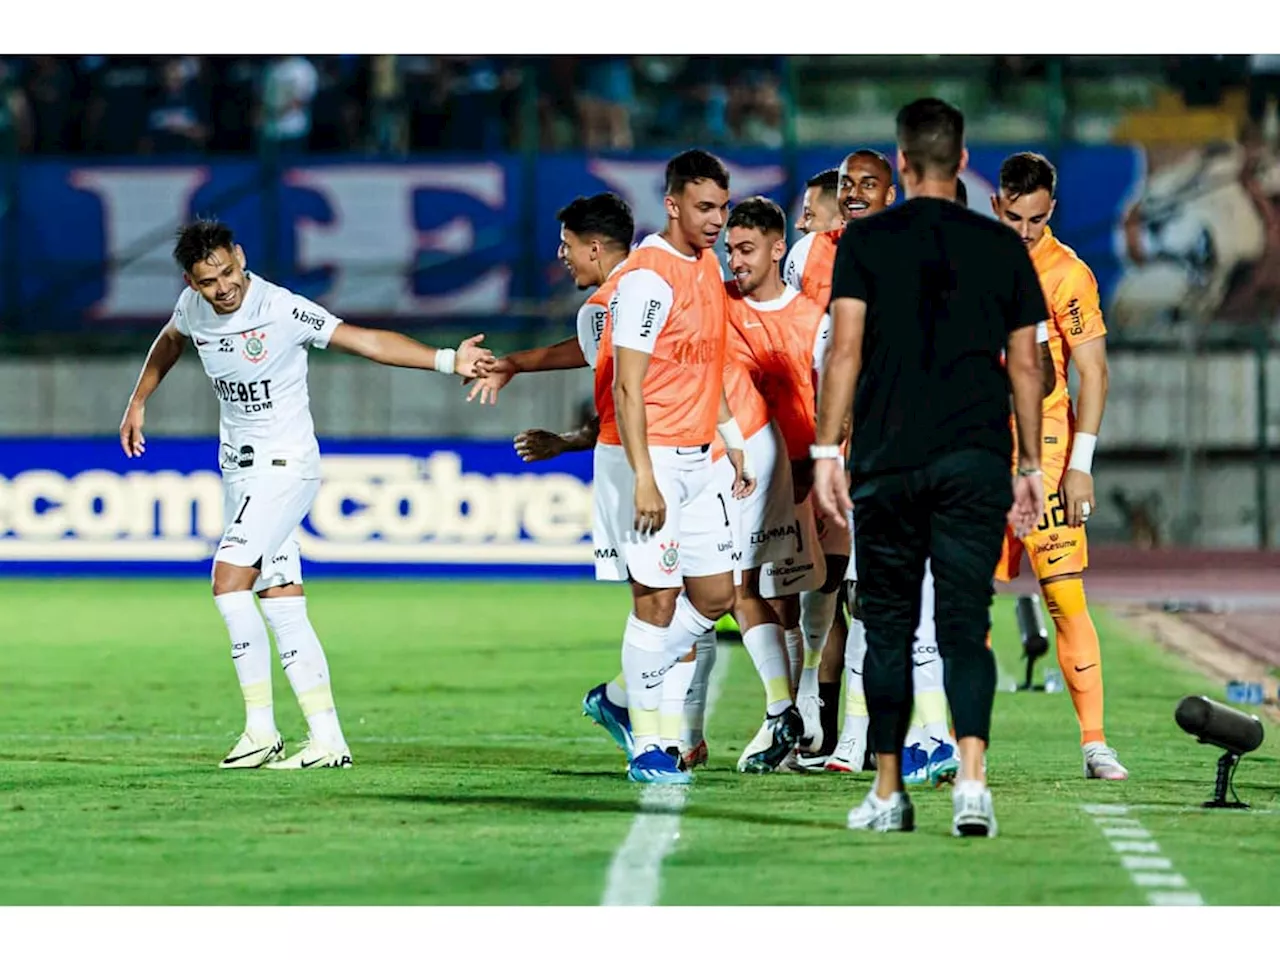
[468,193,639,756]
[120,219,493,770]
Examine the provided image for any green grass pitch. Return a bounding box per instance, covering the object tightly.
[0,579,1276,905]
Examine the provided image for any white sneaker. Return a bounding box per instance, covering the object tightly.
[1083,742,1129,781]
[847,789,914,832]
[951,782,998,837]
[266,738,352,770]
[219,729,284,769]
[798,692,824,755]
[824,733,866,773]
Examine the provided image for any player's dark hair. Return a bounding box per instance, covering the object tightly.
[806,168,840,199]
[556,193,635,251]
[895,98,965,180]
[999,152,1058,201]
[664,149,730,196]
[727,196,786,236]
[955,178,968,206]
[173,219,236,272]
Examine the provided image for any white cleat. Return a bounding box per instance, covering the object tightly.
[219,729,284,769]
[266,738,352,770]
[952,782,998,838]
[824,733,867,773]
[797,692,824,755]
[847,789,914,832]
[1083,742,1129,781]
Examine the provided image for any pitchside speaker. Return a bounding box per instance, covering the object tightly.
[1174,695,1265,808]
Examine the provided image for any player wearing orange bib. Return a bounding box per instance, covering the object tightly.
[595,150,757,785]
[798,168,843,236]
[990,152,1126,781]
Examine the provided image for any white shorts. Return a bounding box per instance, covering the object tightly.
[759,496,827,598]
[216,471,318,592]
[593,443,737,589]
[722,421,795,579]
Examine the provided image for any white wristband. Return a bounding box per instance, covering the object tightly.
[718,417,746,451]
[434,348,456,375]
[1068,432,1097,475]
[810,444,843,461]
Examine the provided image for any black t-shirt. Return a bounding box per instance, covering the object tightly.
[829,196,1048,479]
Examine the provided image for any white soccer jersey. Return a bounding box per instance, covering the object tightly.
[575,262,625,370]
[783,231,817,292]
[170,272,341,479]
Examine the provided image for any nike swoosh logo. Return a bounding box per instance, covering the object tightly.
[1073,663,1097,673]
[644,682,663,690]
[224,744,278,764]
[231,653,246,660]
[301,757,329,768]
[849,668,862,676]
[194,338,209,346]
[744,321,764,329]
[1046,555,1066,565]
[913,659,936,668]
[781,575,804,586]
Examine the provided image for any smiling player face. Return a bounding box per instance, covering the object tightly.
[727,225,785,298]
[187,245,250,314]
[837,154,896,221]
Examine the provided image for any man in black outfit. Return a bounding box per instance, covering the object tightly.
[811,98,1047,838]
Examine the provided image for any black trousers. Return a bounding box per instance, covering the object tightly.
[850,448,1012,756]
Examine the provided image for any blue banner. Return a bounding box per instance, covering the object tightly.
[1,148,1147,331]
[0,438,596,578]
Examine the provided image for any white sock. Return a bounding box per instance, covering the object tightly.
[682,631,718,746]
[799,588,839,699]
[606,677,628,709]
[743,623,793,715]
[839,609,869,743]
[665,592,717,663]
[783,627,804,698]
[214,591,275,734]
[660,659,697,752]
[622,614,668,754]
[260,596,346,750]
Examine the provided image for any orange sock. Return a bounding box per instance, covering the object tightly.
[1041,578,1104,744]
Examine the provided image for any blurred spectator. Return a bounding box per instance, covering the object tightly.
[534,57,578,150]
[25,56,75,153]
[441,56,521,151]
[727,58,784,148]
[309,56,366,153]
[0,59,33,154]
[401,56,448,151]
[260,55,318,152]
[1167,55,1232,108]
[140,58,208,155]
[82,56,154,155]
[1247,55,1280,144]
[577,57,634,150]
[368,55,405,154]
[208,57,260,154]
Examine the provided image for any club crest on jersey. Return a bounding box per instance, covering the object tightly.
[241,330,268,363]
[658,541,680,575]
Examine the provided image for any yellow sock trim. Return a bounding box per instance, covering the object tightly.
[765,674,792,706]
[803,648,822,669]
[298,685,335,718]
[915,690,949,728]
[631,707,660,739]
[1042,577,1088,618]
[846,691,868,718]
[612,672,626,692]
[659,710,682,742]
[242,680,272,710]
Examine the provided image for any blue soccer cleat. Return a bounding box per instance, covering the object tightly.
[582,683,635,760]
[927,737,960,787]
[627,745,693,784]
[902,742,931,786]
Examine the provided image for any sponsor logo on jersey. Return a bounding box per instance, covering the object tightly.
[292,307,326,332]
[212,378,273,413]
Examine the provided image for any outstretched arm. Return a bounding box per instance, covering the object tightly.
[327,325,494,378]
[468,336,588,405]
[120,319,186,458]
